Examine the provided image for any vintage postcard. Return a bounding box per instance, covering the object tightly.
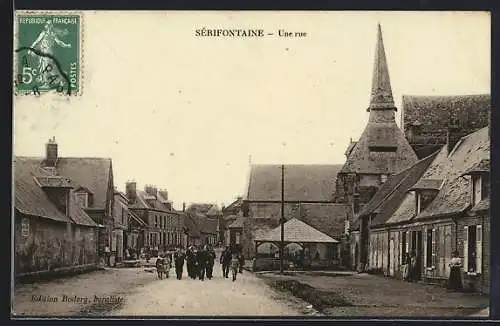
[11,11,491,318]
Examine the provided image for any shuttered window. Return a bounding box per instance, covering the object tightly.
[476,225,482,274]
[463,226,468,272]
[431,228,436,268]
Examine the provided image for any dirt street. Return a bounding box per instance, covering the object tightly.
[260,271,490,317]
[12,261,306,317]
[114,262,304,316]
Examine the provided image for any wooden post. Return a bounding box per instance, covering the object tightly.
[280,164,285,274]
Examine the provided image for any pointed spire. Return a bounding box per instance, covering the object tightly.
[368,23,396,111]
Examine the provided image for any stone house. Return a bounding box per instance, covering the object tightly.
[19,137,116,266]
[359,126,490,294]
[125,182,184,251]
[14,156,100,278]
[111,191,128,264]
[127,209,146,256]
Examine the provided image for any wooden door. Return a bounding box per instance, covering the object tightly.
[389,237,395,276]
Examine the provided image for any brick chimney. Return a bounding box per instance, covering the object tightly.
[45,136,58,167]
[144,185,157,198]
[182,202,186,212]
[125,181,137,204]
[158,189,169,200]
[447,122,463,155]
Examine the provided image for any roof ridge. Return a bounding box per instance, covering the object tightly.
[360,151,439,218]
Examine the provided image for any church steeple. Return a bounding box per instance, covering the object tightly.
[368,23,396,112]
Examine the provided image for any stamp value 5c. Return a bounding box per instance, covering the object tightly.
[14,12,82,96]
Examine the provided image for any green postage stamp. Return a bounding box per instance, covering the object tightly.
[14,12,82,95]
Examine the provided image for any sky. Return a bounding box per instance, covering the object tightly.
[13,11,490,210]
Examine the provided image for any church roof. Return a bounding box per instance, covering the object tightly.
[340,24,418,174]
[254,218,338,243]
[401,94,490,139]
[245,164,342,202]
[368,23,396,111]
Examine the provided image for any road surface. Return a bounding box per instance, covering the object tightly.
[113,261,303,316]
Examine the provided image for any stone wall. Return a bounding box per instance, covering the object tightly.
[15,212,99,277]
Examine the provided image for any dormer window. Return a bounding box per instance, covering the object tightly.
[410,179,443,215]
[472,174,489,206]
[75,192,89,208]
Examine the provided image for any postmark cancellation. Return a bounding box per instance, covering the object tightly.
[14,11,83,96]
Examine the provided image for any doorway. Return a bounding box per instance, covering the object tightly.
[411,230,423,281]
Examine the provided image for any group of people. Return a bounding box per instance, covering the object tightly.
[401,250,463,291]
[184,245,217,280]
[219,245,245,281]
[154,244,245,282]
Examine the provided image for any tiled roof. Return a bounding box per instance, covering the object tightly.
[387,127,490,224]
[183,213,201,238]
[186,203,215,215]
[129,190,172,212]
[401,94,490,137]
[199,216,218,234]
[14,157,98,227]
[415,127,489,220]
[461,158,490,176]
[471,199,489,213]
[409,178,444,191]
[254,218,338,243]
[223,197,243,216]
[228,216,245,229]
[245,164,342,202]
[43,157,112,210]
[340,121,419,174]
[293,203,352,239]
[358,168,410,218]
[368,152,438,227]
[129,210,146,227]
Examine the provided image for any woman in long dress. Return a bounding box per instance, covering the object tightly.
[448,250,463,290]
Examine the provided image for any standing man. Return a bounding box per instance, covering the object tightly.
[220,246,231,278]
[186,246,195,279]
[206,245,216,279]
[174,247,185,280]
[197,245,208,281]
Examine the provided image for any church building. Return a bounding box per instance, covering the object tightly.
[334,24,419,271]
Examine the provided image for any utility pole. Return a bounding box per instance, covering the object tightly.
[280,164,285,275]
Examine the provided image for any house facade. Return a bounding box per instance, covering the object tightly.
[126,182,184,251]
[111,191,129,264]
[361,126,490,294]
[14,154,100,278]
[16,138,116,267]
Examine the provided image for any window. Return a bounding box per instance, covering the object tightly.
[163,216,166,229]
[155,216,158,228]
[380,174,388,183]
[425,228,435,268]
[121,206,126,225]
[21,217,30,238]
[369,146,397,152]
[464,225,482,274]
[75,193,89,208]
[472,175,490,205]
[416,193,421,214]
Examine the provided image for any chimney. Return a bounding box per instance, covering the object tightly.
[145,185,157,198]
[45,136,58,167]
[447,122,462,155]
[352,192,360,214]
[126,181,137,204]
[159,189,169,200]
[182,202,186,212]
